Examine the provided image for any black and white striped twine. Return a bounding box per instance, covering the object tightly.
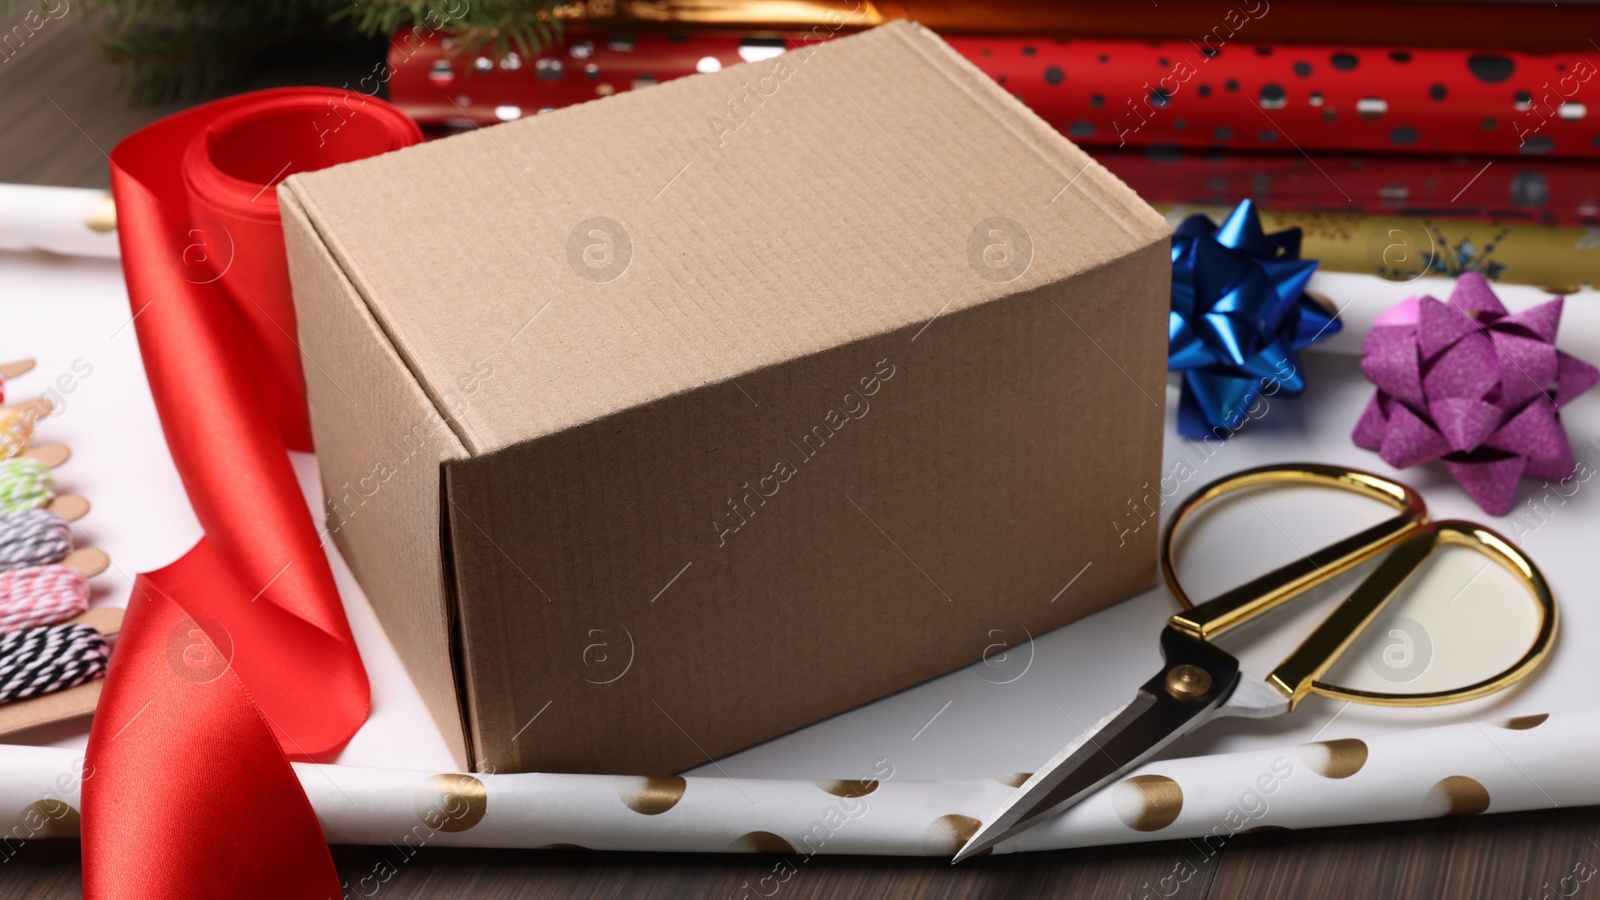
[0,623,109,704]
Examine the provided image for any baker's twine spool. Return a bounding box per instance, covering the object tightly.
[0,458,51,514]
[0,622,108,704]
[0,509,72,572]
[0,359,37,408]
[0,564,89,634]
[0,408,33,460]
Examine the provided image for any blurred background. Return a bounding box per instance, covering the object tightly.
[5,0,1596,294]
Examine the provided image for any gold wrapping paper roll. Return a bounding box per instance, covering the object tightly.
[1160,205,1600,293]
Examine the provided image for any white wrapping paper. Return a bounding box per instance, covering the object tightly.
[1,706,1590,855]
[4,185,1600,857]
[0,184,120,259]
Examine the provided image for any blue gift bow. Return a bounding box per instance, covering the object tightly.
[1168,199,1339,439]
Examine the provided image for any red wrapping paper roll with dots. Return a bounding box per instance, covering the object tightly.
[388,29,1600,159]
[945,38,1598,159]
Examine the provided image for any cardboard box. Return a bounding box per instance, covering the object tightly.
[280,20,1171,774]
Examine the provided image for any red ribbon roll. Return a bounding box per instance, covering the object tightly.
[85,88,421,899]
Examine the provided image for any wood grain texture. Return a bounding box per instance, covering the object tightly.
[0,18,387,188]
[7,804,1600,900]
[0,841,1219,900]
[3,12,1598,900]
[1210,805,1600,899]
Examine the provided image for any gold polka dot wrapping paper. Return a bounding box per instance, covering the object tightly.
[4,711,1593,855]
[0,185,120,259]
[3,210,1598,860]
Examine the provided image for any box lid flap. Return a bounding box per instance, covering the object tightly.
[284,21,1168,455]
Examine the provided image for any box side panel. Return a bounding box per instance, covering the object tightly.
[281,187,474,768]
[446,237,1171,775]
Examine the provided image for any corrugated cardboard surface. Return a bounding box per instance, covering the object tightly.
[281,190,473,766]
[283,21,1171,774]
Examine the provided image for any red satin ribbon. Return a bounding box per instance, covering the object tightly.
[84,88,421,899]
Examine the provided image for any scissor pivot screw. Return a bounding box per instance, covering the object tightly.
[1165,665,1213,701]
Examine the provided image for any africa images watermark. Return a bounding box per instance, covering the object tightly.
[0,756,90,864]
[1111,0,1270,146]
[1528,855,1598,900]
[966,217,1034,285]
[705,0,869,148]
[1504,435,1600,546]
[723,756,897,900]
[1113,359,1298,549]
[315,0,472,147]
[0,356,95,457]
[1512,54,1595,150]
[336,768,499,900]
[319,358,496,542]
[1,0,69,64]
[711,358,897,549]
[1123,756,1295,900]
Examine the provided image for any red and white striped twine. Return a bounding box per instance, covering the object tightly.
[0,564,89,634]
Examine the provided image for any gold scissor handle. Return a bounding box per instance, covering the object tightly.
[1162,463,1429,638]
[1276,520,1557,707]
[1160,464,1558,709]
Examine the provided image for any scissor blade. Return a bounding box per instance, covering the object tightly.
[953,667,1239,863]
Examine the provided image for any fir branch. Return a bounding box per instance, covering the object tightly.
[30,0,569,103]
[76,0,344,102]
[335,0,563,67]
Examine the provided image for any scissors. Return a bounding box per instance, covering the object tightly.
[953,462,1557,862]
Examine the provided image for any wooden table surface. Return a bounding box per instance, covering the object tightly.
[4,16,1597,900]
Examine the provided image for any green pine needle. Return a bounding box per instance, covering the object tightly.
[16,0,568,103]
